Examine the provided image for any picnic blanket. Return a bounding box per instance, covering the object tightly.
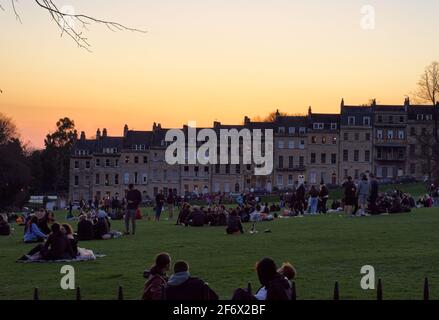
[17,248,105,263]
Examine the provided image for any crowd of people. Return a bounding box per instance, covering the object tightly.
[141,252,296,301]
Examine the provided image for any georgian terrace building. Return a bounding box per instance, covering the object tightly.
[69,100,438,202]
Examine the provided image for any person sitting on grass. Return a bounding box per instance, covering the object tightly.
[24,216,47,243]
[176,203,191,225]
[185,207,205,227]
[231,258,293,301]
[62,223,78,257]
[77,214,94,241]
[250,205,262,222]
[165,261,219,300]
[226,209,244,234]
[142,252,171,300]
[0,214,11,236]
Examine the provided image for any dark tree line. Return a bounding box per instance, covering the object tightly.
[0,113,76,211]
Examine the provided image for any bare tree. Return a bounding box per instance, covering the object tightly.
[1,1,146,52]
[416,61,439,142]
[0,112,18,145]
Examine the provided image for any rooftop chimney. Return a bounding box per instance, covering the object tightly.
[244,116,250,125]
[102,128,108,137]
[96,128,101,139]
[123,124,129,137]
[80,131,86,140]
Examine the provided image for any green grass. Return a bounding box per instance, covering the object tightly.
[1,203,439,300]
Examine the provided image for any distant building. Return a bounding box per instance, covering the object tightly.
[69,100,439,201]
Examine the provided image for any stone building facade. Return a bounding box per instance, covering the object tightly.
[69,100,438,202]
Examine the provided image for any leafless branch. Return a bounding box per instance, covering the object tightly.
[3,0,146,52]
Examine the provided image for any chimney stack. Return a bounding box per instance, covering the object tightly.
[102,128,108,137]
[80,131,86,140]
[123,124,129,137]
[96,128,101,139]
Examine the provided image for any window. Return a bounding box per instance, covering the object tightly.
[115,174,119,185]
[322,136,327,144]
[215,164,220,174]
[288,140,294,149]
[377,130,383,139]
[426,114,433,121]
[399,116,404,123]
[95,174,100,185]
[389,116,393,123]
[105,174,110,186]
[321,153,326,164]
[134,172,138,184]
[387,130,393,139]
[299,140,305,149]
[363,117,371,126]
[299,127,306,135]
[311,153,316,164]
[313,123,324,130]
[289,127,295,135]
[365,133,371,141]
[331,154,337,164]
[125,156,130,164]
[417,114,424,121]
[124,173,129,185]
[365,150,370,162]
[134,156,139,164]
[142,174,147,185]
[225,165,230,174]
[344,132,349,141]
[115,159,119,167]
[378,115,383,123]
[278,156,284,169]
[105,159,110,167]
[278,127,285,134]
[278,140,285,149]
[348,117,356,126]
[289,156,294,168]
[74,176,79,186]
[85,161,90,169]
[288,175,293,186]
[311,136,317,144]
[398,130,405,139]
[277,175,283,186]
[331,123,337,130]
[95,159,101,167]
[299,156,304,167]
[355,169,359,179]
[354,133,359,141]
[74,161,79,169]
[143,156,148,164]
[309,172,317,184]
[354,150,359,162]
[343,150,348,162]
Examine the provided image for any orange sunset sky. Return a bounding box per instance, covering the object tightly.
[1,0,439,148]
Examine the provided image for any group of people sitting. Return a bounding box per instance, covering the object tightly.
[175,203,277,234]
[142,253,296,300]
[76,210,122,241]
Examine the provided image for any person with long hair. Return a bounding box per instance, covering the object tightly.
[142,253,171,300]
[23,216,47,243]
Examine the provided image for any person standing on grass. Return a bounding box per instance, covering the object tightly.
[155,190,165,221]
[318,183,329,214]
[369,173,379,215]
[125,183,142,235]
[167,189,175,220]
[357,174,370,216]
[343,176,357,216]
[307,185,319,215]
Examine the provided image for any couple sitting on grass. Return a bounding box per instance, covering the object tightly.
[142,253,296,300]
[20,222,95,262]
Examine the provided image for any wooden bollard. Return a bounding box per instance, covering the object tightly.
[424,277,429,301]
[76,287,82,300]
[33,288,39,300]
[333,281,340,300]
[247,282,252,295]
[118,286,124,300]
[377,279,383,301]
[291,281,297,301]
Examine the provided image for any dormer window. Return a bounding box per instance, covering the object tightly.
[288,127,295,135]
[426,114,433,121]
[278,127,285,134]
[331,123,337,130]
[363,117,371,126]
[313,123,324,130]
[348,117,356,126]
[299,127,306,134]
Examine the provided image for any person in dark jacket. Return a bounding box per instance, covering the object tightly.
[185,208,205,227]
[40,223,75,260]
[142,253,171,300]
[176,203,191,225]
[62,223,78,257]
[125,184,142,235]
[369,173,379,215]
[318,183,329,214]
[77,215,94,241]
[343,176,357,216]
[155,190,165,222]
[226,210,244,234]
[165,261,218,300]
[0,215,11,236]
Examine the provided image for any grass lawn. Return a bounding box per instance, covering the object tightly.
[1,205,439,300]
